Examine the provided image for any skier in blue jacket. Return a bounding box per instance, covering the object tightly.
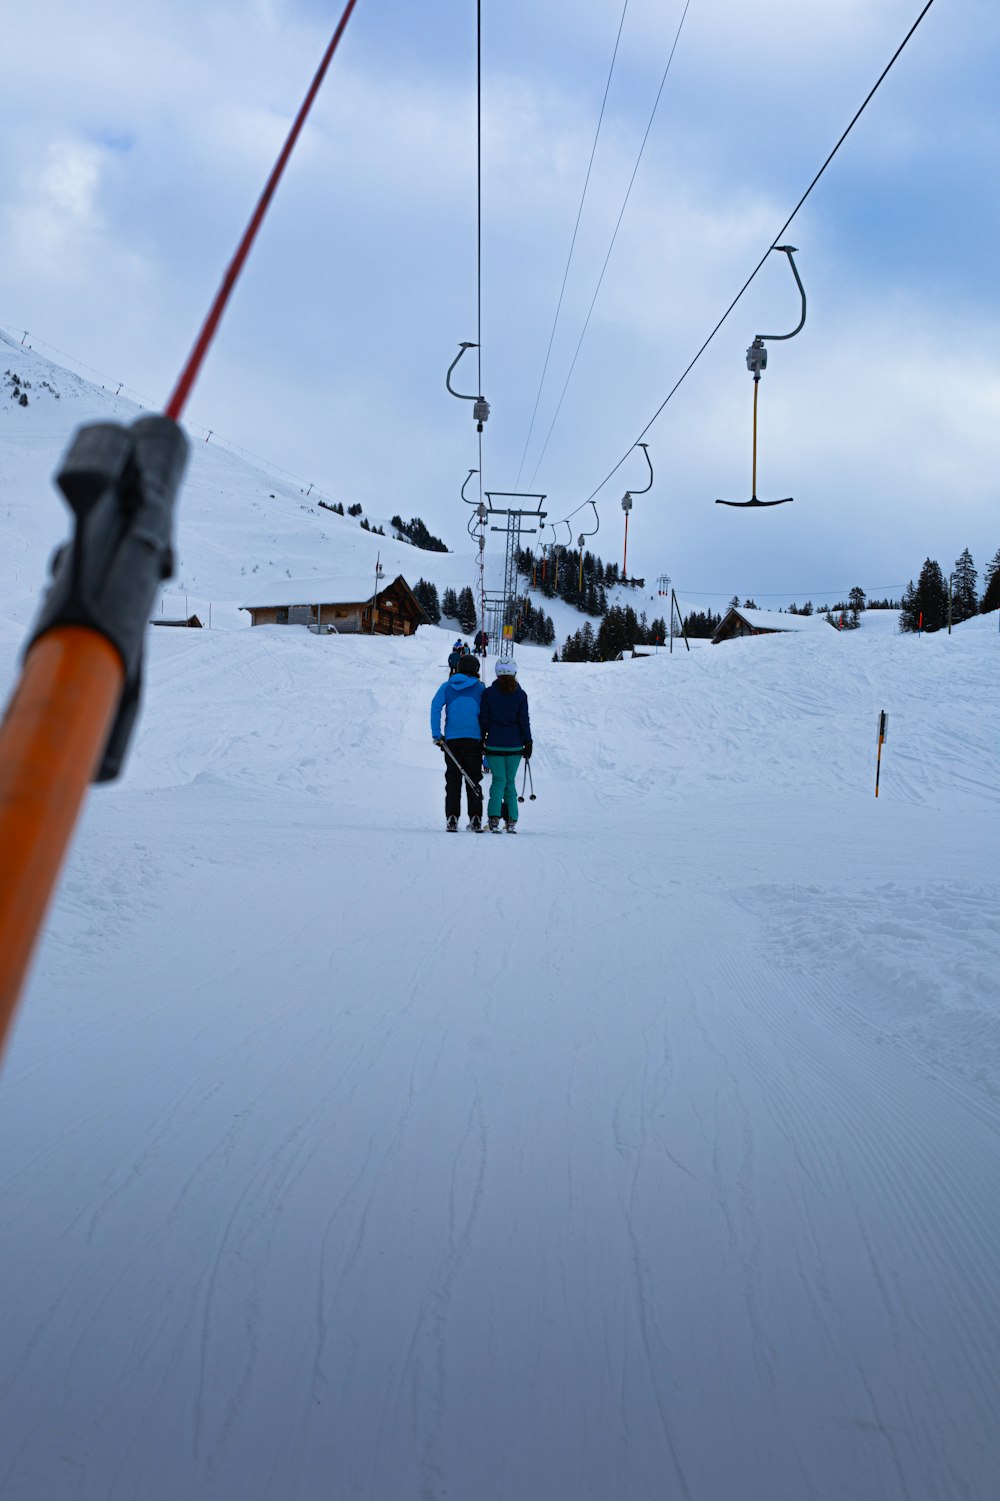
[430,654,486,831]
[480,659,532,832]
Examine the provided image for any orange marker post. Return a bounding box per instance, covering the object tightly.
[875,710,888,798]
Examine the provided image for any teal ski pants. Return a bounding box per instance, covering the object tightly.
[485,751,522,820]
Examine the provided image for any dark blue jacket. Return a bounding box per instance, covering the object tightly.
[480,682,531,750]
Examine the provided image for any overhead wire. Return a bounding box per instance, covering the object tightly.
[562,0,938,521]
[512,0,630,491]
[525,0,694,490]
[474,0,487,641]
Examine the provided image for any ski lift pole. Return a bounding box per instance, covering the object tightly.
[874,710,888,798]
[0,0,359,1058]
[620,444,652,576]
[670,589,690,653]
[0,419,189,1046]
[577,501,600,593]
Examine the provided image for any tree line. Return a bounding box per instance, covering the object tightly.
[559,605,668,662]
[412,581,557,647]
[899,546,1000,632]
[391,515,449,553]
[516,545,644,619]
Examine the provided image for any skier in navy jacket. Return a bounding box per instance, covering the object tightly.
[430,654,486,831]
[480,659,532,832]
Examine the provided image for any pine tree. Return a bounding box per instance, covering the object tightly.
[951,548,978,623]
[917,558,949,631]
[457,586,477,635]
[414,578,441,625]
[981,546,1000,614]
[898,580,919,633]
[441,587,459,621]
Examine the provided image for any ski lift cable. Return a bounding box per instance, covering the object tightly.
[525,0,694,491]
[570,0,937,516]
[512,0,630,492]
[477,0,483,403]
[167,0,359,420]
[0,0,360,1045]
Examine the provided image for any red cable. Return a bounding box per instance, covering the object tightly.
[165,0,359,421]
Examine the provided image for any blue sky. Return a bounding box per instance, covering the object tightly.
[2,0,998,607]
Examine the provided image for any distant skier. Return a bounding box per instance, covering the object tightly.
[480,659,532,833]
[447,639,466,675]
[430,654,486,832]
[474,629,489,656]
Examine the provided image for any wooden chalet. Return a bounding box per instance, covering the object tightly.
[151,614,203,628]
[240,575,429,636]
[712,606,835,645]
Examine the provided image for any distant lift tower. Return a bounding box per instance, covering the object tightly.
[483,492,547,660]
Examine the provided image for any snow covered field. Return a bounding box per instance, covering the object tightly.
[2,340,1000,1499]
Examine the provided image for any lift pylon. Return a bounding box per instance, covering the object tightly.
[483,492,546,659]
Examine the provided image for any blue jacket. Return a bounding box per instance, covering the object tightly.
[480,682,531,750]
[430,674,485,740]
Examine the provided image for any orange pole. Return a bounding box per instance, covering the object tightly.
[0,627,123,1053]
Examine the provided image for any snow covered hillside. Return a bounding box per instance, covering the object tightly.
[2,341,1000,1500]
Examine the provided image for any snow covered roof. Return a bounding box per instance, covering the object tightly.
[723,607,833,633]
[240,575,401,609]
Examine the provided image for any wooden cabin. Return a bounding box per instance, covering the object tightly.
[712,606,835,644]
[151,614,203,628]
[241,575,429,636]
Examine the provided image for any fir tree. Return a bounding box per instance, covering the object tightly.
[981,546,1000,614]
[917,558,949,631]
[951,548,978,623]
[413,578,441,625]
[457,586,477,635]
[900,559,949,632]
[441,587,459,621]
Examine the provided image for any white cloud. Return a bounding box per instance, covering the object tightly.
[0,0,996,607]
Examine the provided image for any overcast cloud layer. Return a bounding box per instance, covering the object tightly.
[2,0,998,606]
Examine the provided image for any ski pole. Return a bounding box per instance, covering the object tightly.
[517,760,527,804]
[526,759,536,801]
[438,739,480,796]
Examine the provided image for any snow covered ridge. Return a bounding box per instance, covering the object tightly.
[2,338,1000,1498]
[0,330,480,638]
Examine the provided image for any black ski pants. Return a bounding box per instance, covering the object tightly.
[443,738,484,820]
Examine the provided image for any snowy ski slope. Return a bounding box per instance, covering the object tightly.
[1,339,999,1499]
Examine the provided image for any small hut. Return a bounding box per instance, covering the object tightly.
[712,607,835,644]
[151,614,203,628]
[240,575,429,636]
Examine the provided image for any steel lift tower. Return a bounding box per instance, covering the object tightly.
[483,492,546,660]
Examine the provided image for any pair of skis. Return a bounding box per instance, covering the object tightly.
[438,741,533,830]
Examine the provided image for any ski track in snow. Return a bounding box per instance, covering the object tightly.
[2,343,1000,1498]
